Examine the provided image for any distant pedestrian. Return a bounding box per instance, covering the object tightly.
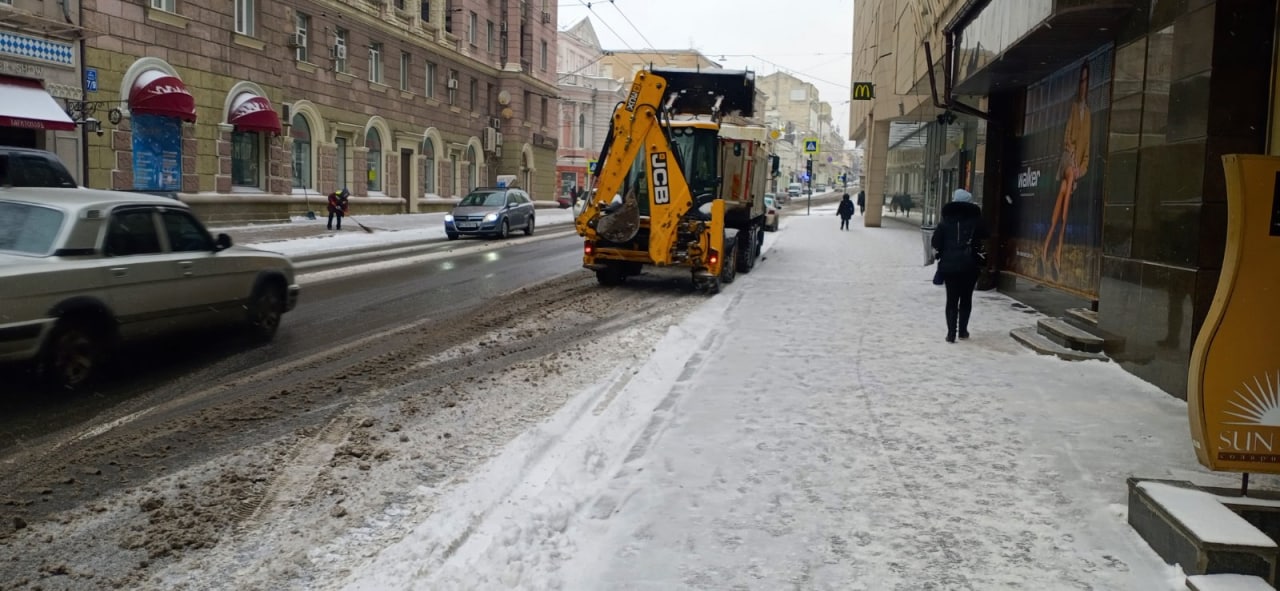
[837,193,855,230]
[931,188,988,343]
[327,188,350,230]
[856,189,866,215]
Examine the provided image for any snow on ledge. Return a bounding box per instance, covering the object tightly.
[1138,482,1277,548]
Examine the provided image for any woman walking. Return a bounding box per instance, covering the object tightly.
[931,188,989,343]
[837,193,855,230]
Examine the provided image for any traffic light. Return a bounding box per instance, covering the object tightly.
[805,158,813,176]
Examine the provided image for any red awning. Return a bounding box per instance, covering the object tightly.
[128,69,196,121]
[0,75,76,131]
[228,92,281,134]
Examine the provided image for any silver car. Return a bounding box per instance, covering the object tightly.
[0,188,300,390]
[444,187,536,239]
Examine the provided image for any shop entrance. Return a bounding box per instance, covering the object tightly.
[400,149,412,212]
[0,127,39,148]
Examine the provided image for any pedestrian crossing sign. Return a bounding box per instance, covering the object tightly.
[587,159,598,174]
[803,138,819,154]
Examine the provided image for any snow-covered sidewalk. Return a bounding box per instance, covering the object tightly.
[333,207,1238,590]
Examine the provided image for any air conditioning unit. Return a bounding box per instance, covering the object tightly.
[541,11,550,24]
[286,33,303,49]
[483,127,498,151]
[499,21,508,33]
[447,78,458,89]
[332,44,347,60]
[496,131,503,146]
[489,116,501,129]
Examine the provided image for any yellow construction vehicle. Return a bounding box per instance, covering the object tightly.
[574,68,774,293]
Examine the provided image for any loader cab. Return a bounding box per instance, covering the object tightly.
[618,122,720,216]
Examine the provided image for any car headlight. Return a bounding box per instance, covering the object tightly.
[444,214,454,222]
[483,213,498,222]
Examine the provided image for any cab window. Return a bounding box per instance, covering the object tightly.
[105,209,162,256]
[161,209,213,252]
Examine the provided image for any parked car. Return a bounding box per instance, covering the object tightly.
[765,191,785,207]
[786,182,802,201]
[763,196,779,231]
[0,146,80,188]
[556,195,572,209]
[444,187,536,239]
[0,188,300,390]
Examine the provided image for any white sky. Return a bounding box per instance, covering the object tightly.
[557,0,855,143]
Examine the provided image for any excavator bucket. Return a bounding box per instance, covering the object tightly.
[595,186,641,243]
[650,68,757,118]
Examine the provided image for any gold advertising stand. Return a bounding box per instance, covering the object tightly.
[1188,155,1280,477]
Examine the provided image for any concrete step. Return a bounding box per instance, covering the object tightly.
[1065,307,1098,328]
[1037,317,1105,353]
[1010,327,1109,362]
[1187,574,1275,591]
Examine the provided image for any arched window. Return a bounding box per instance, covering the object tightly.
[366,127,382,193]
[422,137,436,194]
[466,145,477,193]
[577,113,586,148]
[522,150,532,191]
[291,114,312,190]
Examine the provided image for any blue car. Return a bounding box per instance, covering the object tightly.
[444,187,536,239]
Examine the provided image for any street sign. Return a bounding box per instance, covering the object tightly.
[85,68,97,93]
[852,82,874,100]
[803,138,819,154]
[587,159,598,174]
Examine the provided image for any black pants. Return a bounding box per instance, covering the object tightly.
[942,270,980,334]
[840,216,851,230]
[328,211,344,229]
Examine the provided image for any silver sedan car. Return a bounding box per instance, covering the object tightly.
[444,187,536,239]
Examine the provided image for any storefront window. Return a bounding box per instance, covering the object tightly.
[366,127,382,193]
[423,137,436,194]
[132,113,182,192]
[466,145,477,192]
[291,114,311,190]
[232,130,261,188]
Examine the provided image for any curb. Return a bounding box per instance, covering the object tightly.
[292,223,580,274]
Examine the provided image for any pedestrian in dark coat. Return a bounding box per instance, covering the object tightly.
[837,194,855,230]
[931,188,988,343]
[327,188,350,230]
[856,190,866,215]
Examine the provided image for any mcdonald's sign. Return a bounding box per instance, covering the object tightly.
[852,82,875,101]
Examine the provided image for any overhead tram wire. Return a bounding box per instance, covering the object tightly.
[575,0,635,52]
[606,0,658,52]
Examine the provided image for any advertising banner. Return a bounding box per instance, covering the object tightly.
[132,113,182,192]
[1187,155,1280,473]
[1001,46,1113,297]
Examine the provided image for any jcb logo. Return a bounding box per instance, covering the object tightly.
[651,152,670,205]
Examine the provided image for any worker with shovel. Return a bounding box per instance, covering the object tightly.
[327,188,350,231]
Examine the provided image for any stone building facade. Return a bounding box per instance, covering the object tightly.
[0,0,85,181]
[81,0,559,222]
[554,17,623,199]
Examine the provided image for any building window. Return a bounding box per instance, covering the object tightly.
[524,91,532,121]
[444,0,454,33]
[468,11,477,45]
[421,0,429,22]
[232,131,261,188]
[366,127,382,193]
[394,0,405,10]
[369,43,383,84]
[425,62,436,97]
[294,13,309,62]
[234,0,254,36]
[466,145,477,193]
[540,40,547,71]
[448,69,458,106]
[578,113,585,148]
[423,137,436,194]
[334,29,348,73]
[469,78,478,111]
[291,114,312,190]
[151,0,175,12]
[336,137,348,191]
[486,20,494,53]
[541,97,547,126]
[400,52,411,91]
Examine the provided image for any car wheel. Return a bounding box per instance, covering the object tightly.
[39,319,104,392]
[498,219,510,239]
[447,232,459,240]
[736,227,756,274]
[246,282,286,342]
[524,216,535,236]
[720,238,738,284]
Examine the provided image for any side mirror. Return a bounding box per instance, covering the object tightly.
[215,233,233,251]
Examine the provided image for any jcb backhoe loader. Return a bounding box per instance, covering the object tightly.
[574,68,771,294]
